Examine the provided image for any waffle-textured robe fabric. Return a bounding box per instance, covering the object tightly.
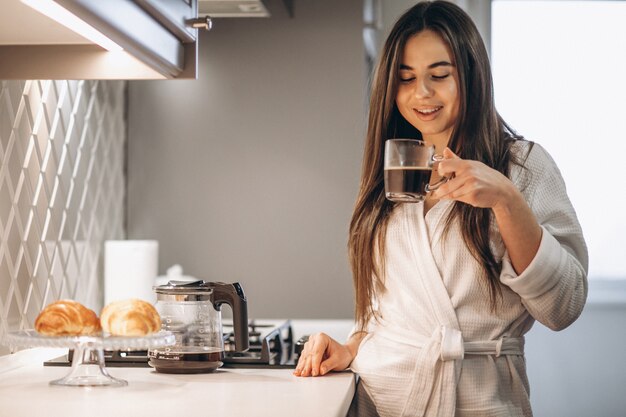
[349,141,588,417]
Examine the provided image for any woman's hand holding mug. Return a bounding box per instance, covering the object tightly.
[430,147,519,211]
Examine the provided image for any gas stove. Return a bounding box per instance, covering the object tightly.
[44,319,303,369]
[222,319,296,367]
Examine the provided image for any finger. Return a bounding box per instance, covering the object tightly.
[437,147,463,176]
[431,174,466,199]
[309,337,328,377]
[443,147,460,159]
[310,351,325,376]
[437,159,465,177]
[437,182,474,202]
[293,338,314,376]
[300,355,313,377]
[319,356,339,376]
[294,351,308,375]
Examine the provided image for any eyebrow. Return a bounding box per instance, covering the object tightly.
[400,61,454,70]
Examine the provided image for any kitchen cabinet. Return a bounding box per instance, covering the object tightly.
[0,320,356,417]
[0,0,200,79]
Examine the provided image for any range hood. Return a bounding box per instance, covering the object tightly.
[0,0,202,80]
[198,0,296,19]
[198,0,270,18]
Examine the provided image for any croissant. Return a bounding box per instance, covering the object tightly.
[34,300,102,336]
[100,299,161,336]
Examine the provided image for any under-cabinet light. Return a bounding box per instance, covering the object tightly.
[21,0,123,51]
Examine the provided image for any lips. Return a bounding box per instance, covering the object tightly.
[413,106,442,120]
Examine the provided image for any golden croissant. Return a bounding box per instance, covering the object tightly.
[100,299,161,336]
[34,300,102,336]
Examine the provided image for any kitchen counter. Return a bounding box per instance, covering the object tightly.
[0,320,356,417]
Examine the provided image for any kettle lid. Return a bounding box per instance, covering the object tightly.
[154,279,213,296]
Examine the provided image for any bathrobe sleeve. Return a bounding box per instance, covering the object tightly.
[499,143,588,331]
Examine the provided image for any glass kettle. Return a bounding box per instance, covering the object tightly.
[148,280,249,373]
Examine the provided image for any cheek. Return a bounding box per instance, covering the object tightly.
[443,83,459,105]
[395,91,413,118]
[441,84,460,120]
[450,95,460,120]
[447,79,460,108]
[395,89,411,108]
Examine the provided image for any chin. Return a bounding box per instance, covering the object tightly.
[416,127,444,137]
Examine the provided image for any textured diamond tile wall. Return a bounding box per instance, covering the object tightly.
[0,80,126,355]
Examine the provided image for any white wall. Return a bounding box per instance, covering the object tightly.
[526,301,626,417]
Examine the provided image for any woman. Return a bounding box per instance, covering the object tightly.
[294,1,587,416]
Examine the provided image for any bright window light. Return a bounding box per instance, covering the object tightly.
[22,0,123,51]
[492,1,626,279]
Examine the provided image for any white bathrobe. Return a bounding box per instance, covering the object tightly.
[350,141,588,417]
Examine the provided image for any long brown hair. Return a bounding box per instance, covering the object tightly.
[348,1,525,329]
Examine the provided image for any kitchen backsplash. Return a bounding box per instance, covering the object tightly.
[0,80,126,355]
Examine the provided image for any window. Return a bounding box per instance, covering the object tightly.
[492,1,626,280]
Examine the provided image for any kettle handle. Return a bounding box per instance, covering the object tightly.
[211,282,249,352]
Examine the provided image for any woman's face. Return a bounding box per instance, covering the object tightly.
[395,29,460,147]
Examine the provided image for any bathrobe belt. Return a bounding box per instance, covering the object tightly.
[374,325,525,417]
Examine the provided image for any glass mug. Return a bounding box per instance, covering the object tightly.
[384,139,449,202]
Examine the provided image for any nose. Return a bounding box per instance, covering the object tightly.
[413,78,433,99]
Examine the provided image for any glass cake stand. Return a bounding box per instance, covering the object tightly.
[5,330,175,387]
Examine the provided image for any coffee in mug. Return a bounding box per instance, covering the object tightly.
[384,139,448,203]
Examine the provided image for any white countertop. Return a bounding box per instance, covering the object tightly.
[0,320,356,417]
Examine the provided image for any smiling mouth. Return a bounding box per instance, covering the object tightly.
[415,106,443,115]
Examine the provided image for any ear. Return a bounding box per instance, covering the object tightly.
[443,147,460,159]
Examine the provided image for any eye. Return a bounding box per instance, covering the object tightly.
[399,77,415,84]
[432,74,450,80]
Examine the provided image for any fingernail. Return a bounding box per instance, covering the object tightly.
[312,369,318,376]
[320,366,327,374]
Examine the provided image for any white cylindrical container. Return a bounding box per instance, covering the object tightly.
[105,240,158,305]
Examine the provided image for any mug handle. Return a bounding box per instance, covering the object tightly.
[425,154,449,192]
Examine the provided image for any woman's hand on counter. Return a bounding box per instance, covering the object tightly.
[293,331,366,377]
